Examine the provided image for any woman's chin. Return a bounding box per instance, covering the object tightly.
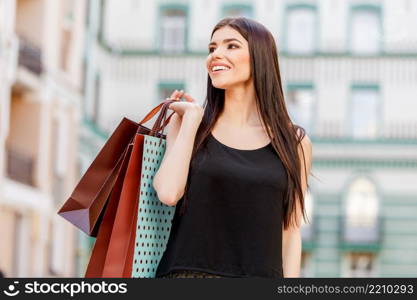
[211,81,230,90]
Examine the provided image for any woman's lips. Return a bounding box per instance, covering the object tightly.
[211,68,231,75]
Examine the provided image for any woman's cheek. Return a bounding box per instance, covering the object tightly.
[237,53,251,76]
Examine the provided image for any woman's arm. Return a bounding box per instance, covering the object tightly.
[282,133,312,277]
[152,109,202,206]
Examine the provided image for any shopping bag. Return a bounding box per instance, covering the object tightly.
[57,119,137,237]
[57,99,176,237]
[131,134,176,278]
[101,133,145,277]
[84,145,133,277]
[82,99,178,277]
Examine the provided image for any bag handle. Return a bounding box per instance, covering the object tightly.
[149,99,177,136]
[138,98,179,137]
[138,98,178,125]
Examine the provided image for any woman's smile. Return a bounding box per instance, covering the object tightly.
[211,68,231,75]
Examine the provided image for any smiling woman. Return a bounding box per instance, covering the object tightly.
[153,17,312,279]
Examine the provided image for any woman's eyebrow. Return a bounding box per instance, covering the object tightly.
[208,38,243,46]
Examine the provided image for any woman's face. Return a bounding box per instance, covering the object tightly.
[206,26,251,90]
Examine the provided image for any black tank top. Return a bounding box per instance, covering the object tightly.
[155,132,287,278]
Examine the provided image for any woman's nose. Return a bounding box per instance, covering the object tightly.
[212,47,224,58]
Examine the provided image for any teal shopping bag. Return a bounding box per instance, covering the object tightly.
[131,134,176,278]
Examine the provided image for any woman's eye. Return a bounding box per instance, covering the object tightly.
[208,44,239,53]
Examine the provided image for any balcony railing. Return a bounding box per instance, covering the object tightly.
[312,121,417,141]
[6,148,35,186]
[18,37,43,75]
[339,215,384,252]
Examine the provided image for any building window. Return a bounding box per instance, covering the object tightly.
[350,85,379,139]
[286,84,315,135]
[6,147,35,186]
[158,82,185,104]
[344,177,380,243]
[350,6,382,55]
[286,5,317,54]
[160,6,187,53]
[6,93,40,187]
[222,4,253,18]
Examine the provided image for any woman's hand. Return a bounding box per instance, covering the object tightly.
[167,90,204,123]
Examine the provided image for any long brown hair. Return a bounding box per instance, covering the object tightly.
[179,17,310,230]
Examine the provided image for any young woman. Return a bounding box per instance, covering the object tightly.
[153,17,312,278]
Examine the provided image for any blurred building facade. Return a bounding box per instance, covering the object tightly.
[0,0,86,277]
[82,0,417,278]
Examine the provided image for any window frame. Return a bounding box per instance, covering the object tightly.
[347,83,382,140]
[283,3,319,55]
[347,4,384,56]
[221,3,253,18]
[157,4,189,54]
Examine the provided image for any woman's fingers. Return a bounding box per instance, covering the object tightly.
[169,89,184,100]
[171,90,180,99]
[183,93,195,102]
[177,90,185,99]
